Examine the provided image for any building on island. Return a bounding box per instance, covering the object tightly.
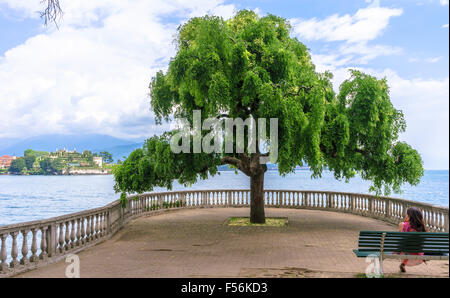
[93,156,103,168]
[0,155,17,169]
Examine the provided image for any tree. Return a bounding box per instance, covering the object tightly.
[25,154,37,170]
[39,157,62,175]
[82,150,93,161]
[113,11,424,223]
[99,151,114,164]
[24,149,37,170]
[24,149,34,157]
[39,158,53,174]
[9,158,27,174]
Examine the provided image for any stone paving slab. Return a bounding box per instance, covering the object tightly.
[15,208,449,278]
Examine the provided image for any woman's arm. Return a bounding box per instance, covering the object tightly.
[398,222,404,232]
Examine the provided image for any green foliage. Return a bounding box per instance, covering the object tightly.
[9,158,26,174]
[114,10,424,198]
[39,157,63,175]
[113,133,222,194]
[24,154,36,170]
[322,70,423,195]
[99,151,114,164]
[24,149,49,159]
[120,193,128,208]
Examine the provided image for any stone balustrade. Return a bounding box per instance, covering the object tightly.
[1,189,448,277]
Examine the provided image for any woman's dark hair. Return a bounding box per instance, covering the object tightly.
[407,207,427,232]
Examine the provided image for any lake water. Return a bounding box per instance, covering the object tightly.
[0,170,448,226]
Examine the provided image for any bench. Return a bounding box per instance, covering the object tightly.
[353,231,449,275]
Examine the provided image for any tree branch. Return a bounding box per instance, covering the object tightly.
[221,156,251,176]
[39,0,63,28]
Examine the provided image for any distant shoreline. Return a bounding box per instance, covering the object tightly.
[1,169,446,176]
[0,171,112,176]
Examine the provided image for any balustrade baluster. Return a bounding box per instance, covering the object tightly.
[9,231,19,268]
[81,217,86,244]
[70,220,76,248]
[105,212,109,235]
[90,215,95,241]
[76,219,81,246]
[0,234,8,272]
[20,229,29,265]
[39,226,48,260]
[30,228,38,262]
[94,214,99,239]
[431,212,436,231]
[444,212,449,232]
[64,221,70,251]
[58,223,64,253]
[86,216,91,242]
[98,213,103,236]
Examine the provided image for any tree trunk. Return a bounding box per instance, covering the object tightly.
[250,171,265,223]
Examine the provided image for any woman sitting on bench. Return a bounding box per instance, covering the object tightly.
[398,207,427,273]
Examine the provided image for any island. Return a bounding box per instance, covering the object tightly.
[0,149,115,175]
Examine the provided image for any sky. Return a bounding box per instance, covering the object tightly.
[0,0,448,169]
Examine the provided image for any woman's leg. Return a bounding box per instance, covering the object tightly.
[400,260,407,272]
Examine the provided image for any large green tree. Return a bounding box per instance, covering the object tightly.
[24,149,37,170]
[113,11,424,223]
[9,158,27,174]
[39,157,63,175]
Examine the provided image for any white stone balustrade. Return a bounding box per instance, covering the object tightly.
[0,189,448,277]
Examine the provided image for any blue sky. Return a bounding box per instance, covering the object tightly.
[0,0,448,169]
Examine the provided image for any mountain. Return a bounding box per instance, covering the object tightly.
[0,134,140,157]
[0,137,20,152]
[94,142,144,162]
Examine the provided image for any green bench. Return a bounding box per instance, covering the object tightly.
[353,231,449,275]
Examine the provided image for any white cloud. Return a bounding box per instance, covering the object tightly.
[339,43,402,64]
[384,72,449,170]
[425,56,443,63]
[290,2,403,67]
[0,0,236,140]
[408,56,445,63]
[442,24,449,28]
[440,0,449,6]
[290,2,402,43]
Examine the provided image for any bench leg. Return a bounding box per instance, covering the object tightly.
[378,256,384,276]
[373,256,383,277]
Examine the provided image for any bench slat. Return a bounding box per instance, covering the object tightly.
[354,231,449,258]
[357,244,449,249]
[359,231,447,236]
[358,242,449,248]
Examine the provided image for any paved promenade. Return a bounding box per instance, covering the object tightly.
[17,208,449,278]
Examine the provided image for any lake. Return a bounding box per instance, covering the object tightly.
[0,170,448,226]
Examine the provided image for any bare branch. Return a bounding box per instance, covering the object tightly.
[39,0,63,28]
